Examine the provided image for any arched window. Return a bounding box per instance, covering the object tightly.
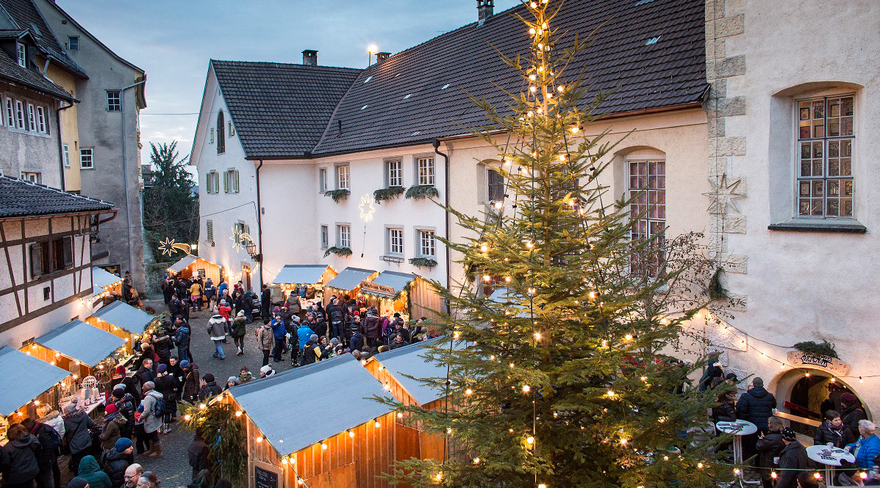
[217,111,226,154]
[623,148,666,278]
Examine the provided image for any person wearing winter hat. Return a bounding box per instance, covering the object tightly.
[64,402,96,475]
[207,315,227,360]
[840,392,866,441]
[225,376,240,390]
[775,427,818,488]
[232,309,247,356]
[103,438,132,488]
[67,478,89,488]
[137,381,164,458]
[100,403,127,451]
[259,365,275,378]
[76,454,112,488]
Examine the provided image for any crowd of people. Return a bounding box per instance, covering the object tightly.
[702,354,879,487]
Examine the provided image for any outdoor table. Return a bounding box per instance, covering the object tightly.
[807,444,855,487]
[716,420,759,486]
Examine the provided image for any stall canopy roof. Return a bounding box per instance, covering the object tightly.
[325,267,376,292]
[369,271,417,297]
[231,355,392,456]
[35,320,126,367]
[92,300,156,335]
[372,339,448,406]
[272,265,331,285]
[0,346,70,416]
[92,266,121,289]
[168,255,198,273]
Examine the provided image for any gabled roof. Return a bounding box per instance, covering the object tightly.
[272,264,334,285]
[370,271,417,297]
[35,319,126,367]
[0,47,72,100]
[91,300,156,335]
[311,0,707,155]
[0,0,87,78]
[35,0,142,76]
[0,175,114,219]
[168,254,198,273]
[325,267,376,292]
[210,60,361,160]
[371,339,449,406]
[91,266,121,289]
[0,346,70,416]
[230,355,392,456]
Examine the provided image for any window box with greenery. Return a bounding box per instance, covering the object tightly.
[409,257,437,268]
[373,186,404,203]
[405,185,439,200]
[323,246,352,258]
[324,189,350,203]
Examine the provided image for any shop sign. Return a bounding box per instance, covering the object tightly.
[786,351,850,376]
[360,281,395,297]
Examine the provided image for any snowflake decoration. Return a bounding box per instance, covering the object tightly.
[359,194,376,223]
[704,174,744,215]
[158,237,177,256]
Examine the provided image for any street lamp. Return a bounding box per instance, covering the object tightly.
[367,44,378,66]
[245,241,260,262]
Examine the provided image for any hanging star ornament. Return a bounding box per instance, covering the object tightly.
[703,174,744,215]
[230,227,245,252]
[158,237,177,256]
[359,194,376,223]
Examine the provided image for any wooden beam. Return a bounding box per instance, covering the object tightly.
[0,288,92,334]
[0,222,23,316]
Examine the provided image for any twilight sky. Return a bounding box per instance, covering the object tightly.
[57,0,521,167]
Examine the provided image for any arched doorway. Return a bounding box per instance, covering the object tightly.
[770,368,870,438]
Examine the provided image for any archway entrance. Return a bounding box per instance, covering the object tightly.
[771,368,870,438]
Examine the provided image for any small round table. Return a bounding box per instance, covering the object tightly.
[716,420,758,465]
[807,444,855,487]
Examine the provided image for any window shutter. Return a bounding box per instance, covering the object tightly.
[29,243,42,278]
[205,173,212,194]
[223,171,229,193]
[233,170,240,193]
[206,220,214,241]
[62,237,73,268]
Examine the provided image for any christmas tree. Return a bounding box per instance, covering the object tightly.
[384,1,731,487]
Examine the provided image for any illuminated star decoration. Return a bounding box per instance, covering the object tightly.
[230,227,245,252]
[704,174,744,215]
[158,237,176,256]
[359,194,376,222]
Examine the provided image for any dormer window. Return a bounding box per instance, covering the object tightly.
[16,42,26,68]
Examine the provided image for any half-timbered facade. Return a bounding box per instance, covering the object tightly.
[0,175,116,348]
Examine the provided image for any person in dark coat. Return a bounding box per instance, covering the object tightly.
[755,417,785,488]
[349,331,365,353]
[260,284,271,324]
[814,409,852,448]
[198,374,222,401]
[775,428,818,488]
[326,297,345,342]
[152,365,176,434]
[712,390,737,423]
[21,418,61,488]
[135,359,156,388]
[102,438,132,488]
[736,377,776,461]
[301,334,321,366]
[840,392,867,442]
[111,387,136,441]
[174,319,192,363]
[62,405,95,476]
[77,455,111,488]
[187,433,210,482]
[0,423,40,488]
[151,326,173,366]
[181,361,200,403]
[362,308,381,349]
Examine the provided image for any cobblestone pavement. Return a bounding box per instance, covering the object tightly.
[130,300,297,487]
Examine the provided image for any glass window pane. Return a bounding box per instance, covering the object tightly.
[840,159,851,176]
[812,181,824,196]
[843,180,853,197]
[799,200,811,215]
[828,120,839,137]
[842,200,853,217]
[841,117,853,136]
[827,180,840,196]
[827,199,839,217]
[813,101,825,118]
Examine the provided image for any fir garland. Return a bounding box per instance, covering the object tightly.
[793,341,839,359]
[404,185,439,200]
[373,186,405,203]
[324,189,350,203]
[323,246,352,258]
[409,257,438,268]
[181,401,247,486]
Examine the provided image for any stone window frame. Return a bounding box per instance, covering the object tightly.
[626,154,667,279]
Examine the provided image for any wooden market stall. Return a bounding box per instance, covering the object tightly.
[87,300,159,354]
[226,355,413,488]
[27,320,127,414]
[365,340,450,462]
[167,254,224,284]
[357,271,444,321]
[90,266,123,301]
[272,264,337,305]
[0,346,71,440]
[323,267,378,305]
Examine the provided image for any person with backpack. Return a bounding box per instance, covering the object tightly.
[102,438,132,488]
[301,334,322,366]
[138,382,164,458]
[62,404,96,475]
[0,423,40,488]
[21,417,61,488]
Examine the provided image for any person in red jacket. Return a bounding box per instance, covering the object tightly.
[217,300,232,341]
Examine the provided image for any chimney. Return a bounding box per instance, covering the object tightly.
[302,50,318,66]
[477,0,494,25]
[375,52,391,63]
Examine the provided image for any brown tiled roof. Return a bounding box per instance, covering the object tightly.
[0,175,114,218]
[311,0,707,155]
[0,49,72,100]
[211,61,362,159]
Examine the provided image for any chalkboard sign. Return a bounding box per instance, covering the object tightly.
[254,464,279,488]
